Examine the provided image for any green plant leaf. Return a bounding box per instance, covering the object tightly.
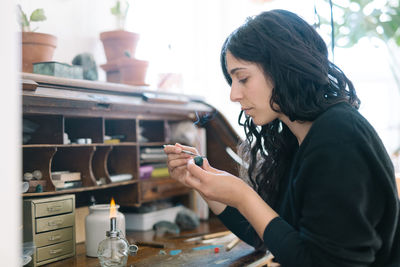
[396,36,400,46]
[17,4,30,31]
[123,1,130,17]
[111,1,121,16]
[30,8,46,22]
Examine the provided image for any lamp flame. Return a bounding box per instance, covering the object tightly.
[110,197,117,218]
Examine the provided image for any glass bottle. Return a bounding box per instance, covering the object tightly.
[85,204,126,257]
[97,218,138,267]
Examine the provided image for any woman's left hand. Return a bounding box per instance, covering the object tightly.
[185,158,252,209]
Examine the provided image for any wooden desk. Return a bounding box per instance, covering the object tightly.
[44,217,270,266]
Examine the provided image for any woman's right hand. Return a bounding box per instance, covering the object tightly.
[163,143,198,187]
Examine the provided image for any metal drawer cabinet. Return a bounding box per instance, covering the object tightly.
[23,194,76,266]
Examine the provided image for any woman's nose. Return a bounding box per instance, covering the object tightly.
[230,83,242,102]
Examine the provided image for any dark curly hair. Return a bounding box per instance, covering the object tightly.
[220,9,360,207]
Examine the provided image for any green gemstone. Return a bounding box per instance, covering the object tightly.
[194,156,203,166]
[35,184,43,193]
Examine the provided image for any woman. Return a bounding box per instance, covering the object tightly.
[164,9,399,267]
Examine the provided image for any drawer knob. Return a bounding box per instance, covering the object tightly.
[48,234,61,241]
[47,205,62,212]
[48,219,63,226]
[49,248,63,255]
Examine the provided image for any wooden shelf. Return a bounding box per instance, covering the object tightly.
[138,142,167,146]
[23,179,139,197]
[22,74,222,206]
[23,142,138,148]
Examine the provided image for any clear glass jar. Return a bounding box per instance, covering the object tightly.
[97,230,138,267]
[85,204,126,257]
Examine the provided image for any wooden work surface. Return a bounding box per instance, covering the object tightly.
[44,217,272,267]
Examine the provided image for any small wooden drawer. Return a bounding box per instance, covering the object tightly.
[36,240,74,262]
[34,198,73,218]
[36,213,74,233]
[35,227,73,247]
[141,178,191,202]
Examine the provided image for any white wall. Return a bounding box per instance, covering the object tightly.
[19,0,116,81]
[17,0,400,154]
[0,1,20,266]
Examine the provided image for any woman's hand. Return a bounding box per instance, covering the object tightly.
[163,143,197,187]
[164,143,228,214]
[186,158,279,237]
[185,157,252,210]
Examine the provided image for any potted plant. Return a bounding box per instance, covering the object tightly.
[18,5,57,73]
[100,0,140,62]
[100,0,149,86]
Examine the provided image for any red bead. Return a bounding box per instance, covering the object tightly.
[214,247,219,253]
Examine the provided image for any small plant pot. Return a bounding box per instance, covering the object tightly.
[117,58,149,86]
[100,30,140,62]
[22,32,57,73]
[100,60,120,83]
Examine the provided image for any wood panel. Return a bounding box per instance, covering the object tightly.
[23,146,57,191]
[51,146,96,187]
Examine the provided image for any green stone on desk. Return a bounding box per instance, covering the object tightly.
[33,61,83,79]
[153,221,180,234]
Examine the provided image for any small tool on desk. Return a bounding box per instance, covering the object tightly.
[184,230,232,242]
[166,232,210,239]
[136,241,166,248]
[181,150,205,158]
[245,251,276,267]
[226,237,240,251]
[163,145,205,166]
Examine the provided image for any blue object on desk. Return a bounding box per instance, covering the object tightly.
[169,249,182,256]
[192,245,223,251]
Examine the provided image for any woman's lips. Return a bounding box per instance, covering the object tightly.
[242,107,252,115]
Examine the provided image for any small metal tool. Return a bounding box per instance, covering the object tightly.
[163,145,205,158]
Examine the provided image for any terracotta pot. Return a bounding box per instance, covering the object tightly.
[100,60,120,83]
[100,30,140,62]
[117,58,149,86]
[22,32,57,73]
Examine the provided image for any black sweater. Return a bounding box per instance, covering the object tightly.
[218,102,400,267]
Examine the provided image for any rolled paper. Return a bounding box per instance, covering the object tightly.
[23,172,33,181]
[32,170,43,180]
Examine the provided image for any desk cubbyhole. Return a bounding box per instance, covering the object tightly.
[23,147,57,192]
[105,119,136,142]
[23,115,63,144]
[65,117,103,144]
[51,146,97,187]
[92,146,112,184]
[139,120,165,142]
[107,146,138,183]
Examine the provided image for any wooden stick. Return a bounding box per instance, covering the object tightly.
[202,230,232,240]
[163,145,205,158]
[226,237,240,251]
[167,232,209,239]
[245,252,275,267]
[136,241,166,248]
[184,230,232,243]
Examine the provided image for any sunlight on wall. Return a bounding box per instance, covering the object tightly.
[128,0,316,137]
[17,0,400,155]
[130,0,400,155]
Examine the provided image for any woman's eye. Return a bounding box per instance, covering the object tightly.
[239,78,248,84]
